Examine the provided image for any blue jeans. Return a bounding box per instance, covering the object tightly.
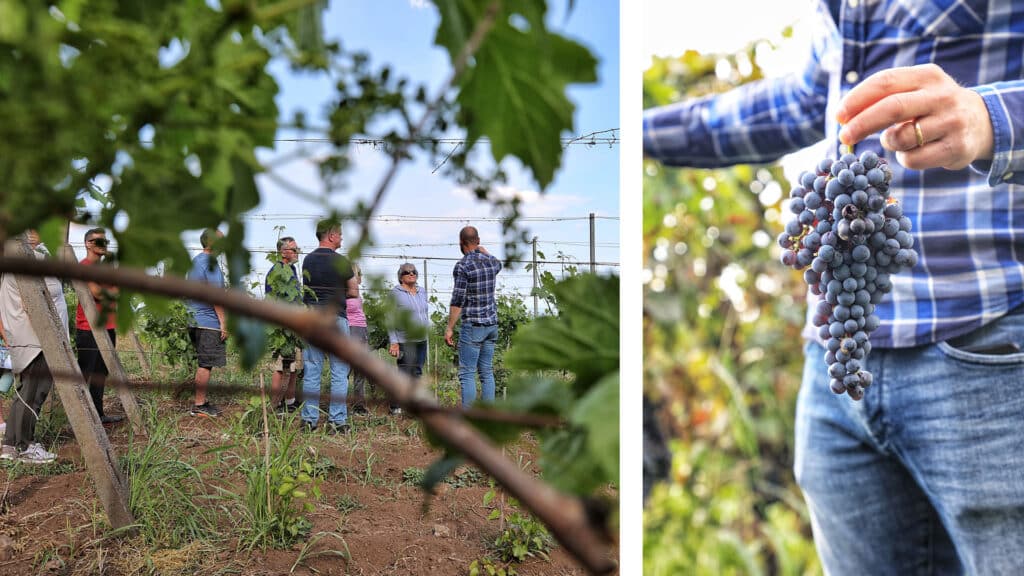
[301,316,350,426]
[794,308,1024,575]
[458,323,498,407]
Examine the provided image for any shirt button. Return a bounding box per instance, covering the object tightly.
[845,70,860,84]
[1004,171,1015,181]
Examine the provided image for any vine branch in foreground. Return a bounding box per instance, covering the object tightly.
[0,256,616,575]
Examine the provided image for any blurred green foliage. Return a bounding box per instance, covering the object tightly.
[642,45,821,575]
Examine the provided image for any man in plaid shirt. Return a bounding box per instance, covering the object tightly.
[645,1,1024,573]
[445,226,502,406]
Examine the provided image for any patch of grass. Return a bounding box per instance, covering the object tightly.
[230,413,321,550]
[448,467,487,489]
[402,466,426,486]
[0,459,78,478]
[469,557,518,576]
[121,407,221,547]
[335,493,363,514]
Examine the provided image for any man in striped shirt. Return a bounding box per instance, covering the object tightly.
[645,1,1024,573]
[445,226,502,406]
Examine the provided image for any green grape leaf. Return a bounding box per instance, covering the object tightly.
[570,371,619,485]
[38,217,67,256]
[537,428,604,495]
[433,0,598,188]
[505,274,618,394]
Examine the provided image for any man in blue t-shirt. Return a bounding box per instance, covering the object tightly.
[186,228,227,418]
[300,219,357,433]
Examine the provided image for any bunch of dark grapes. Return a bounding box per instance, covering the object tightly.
[778,151,918,400]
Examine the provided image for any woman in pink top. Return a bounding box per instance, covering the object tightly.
[346,263,371,415]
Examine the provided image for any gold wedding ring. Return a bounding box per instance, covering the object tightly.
[913,119,925,148]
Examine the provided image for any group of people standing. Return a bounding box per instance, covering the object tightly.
[184,219,503,434]
[0,218,501,464]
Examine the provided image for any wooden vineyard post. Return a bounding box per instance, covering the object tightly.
[60,244,145,434]
[9,240,135,532]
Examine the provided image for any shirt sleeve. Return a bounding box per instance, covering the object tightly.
[387,290,400,344]
[450,261,468,309]
[970,81,1024,186]
[642,6,830,167]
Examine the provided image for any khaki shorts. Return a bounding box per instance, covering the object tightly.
[273,349,303,373]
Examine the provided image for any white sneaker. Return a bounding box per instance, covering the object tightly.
[27,444,56,457]
[0,445,16,461]
[18,444,55,465]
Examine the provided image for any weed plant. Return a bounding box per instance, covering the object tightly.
[121,406,221,547]
[231,405,322,550]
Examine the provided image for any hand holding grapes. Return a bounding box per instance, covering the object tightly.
[836,64,994,171]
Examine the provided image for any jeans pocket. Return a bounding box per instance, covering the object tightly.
[936,309,1024,366]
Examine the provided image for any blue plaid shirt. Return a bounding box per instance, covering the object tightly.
[644,0,1024,348]
[450,250,502,325]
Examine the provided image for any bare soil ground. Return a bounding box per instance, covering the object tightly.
[0,394,608,575]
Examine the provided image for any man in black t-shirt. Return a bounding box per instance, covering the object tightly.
[300,219,358,433]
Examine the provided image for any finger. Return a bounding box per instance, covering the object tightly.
[880,117,937,152]
[838,89,933,146]
[894,137,958,171]
[836,64,940,124]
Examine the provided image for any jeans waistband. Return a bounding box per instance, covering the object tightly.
[469,322,496,327]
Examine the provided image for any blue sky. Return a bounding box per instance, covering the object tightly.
[70,1,619,307]
[241,0,619,303]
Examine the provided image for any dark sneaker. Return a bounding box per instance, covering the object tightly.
[301,421,318,433]
[101,415,124,425]
[275,402,289,416]
[326,422,350,435]
[352,405,370,416]
[190,403,222,418]
[285,401,299,413]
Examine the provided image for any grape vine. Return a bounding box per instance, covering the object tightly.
[778,151,918,400]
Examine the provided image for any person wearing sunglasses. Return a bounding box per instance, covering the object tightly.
[74,228,123,426]
[388,263,430,415]
[444,226,502,406]
[265,236,303,415]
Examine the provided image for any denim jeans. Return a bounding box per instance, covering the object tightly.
[794,307,1024,575]
[397,340,427,410]
[458,323,498,407]
[301,316,350,426]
